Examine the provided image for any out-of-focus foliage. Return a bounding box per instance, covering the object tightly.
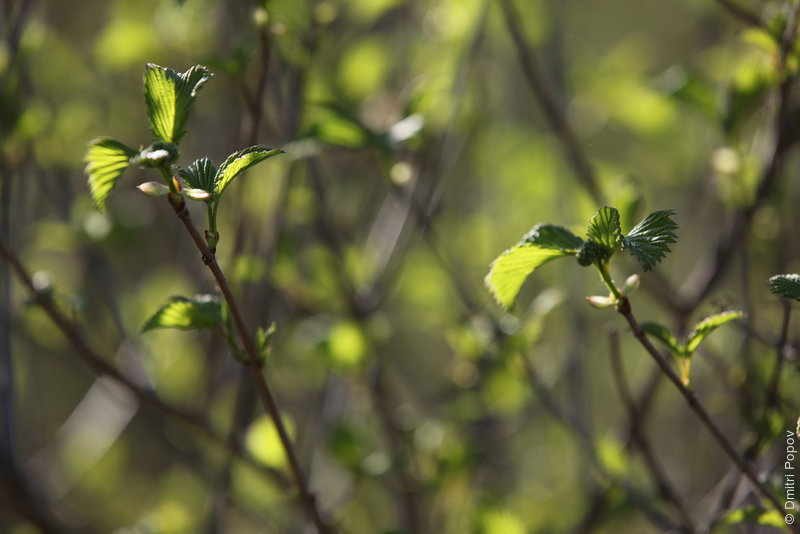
[3,0,800,533]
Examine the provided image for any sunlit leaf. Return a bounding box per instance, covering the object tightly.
[587,206,621,254]
[685,311,745,354]
[485,244,570,309]
[768,273,800,301]
[214,145,283,197]
[622,209,678,271]
[141,295,222,332]
[523,224,583,252]
[178,157,217,194]
[144,63,211,144]
[84,137,138,212]
[640,322,684,356]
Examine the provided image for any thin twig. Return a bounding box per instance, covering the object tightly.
[496,0,602,203]
[607,329,695,532]
[166,194,336,534]
[768,300,793,408]
[615,296,797,530]
[514,346,683,532]
[711,0,763,27]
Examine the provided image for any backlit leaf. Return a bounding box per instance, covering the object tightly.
[685,311,745,354]
[622,209,678,271]
[214,145,283,197]
[141,295,222,332]
[84,137,138,212]
[586,206,621,254]
[144,63,211,144]
[485,244,570,309]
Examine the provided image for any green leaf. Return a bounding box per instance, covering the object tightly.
[214,145,283,197]
[144,63,211,144]
[640,322,684,356]
[485,244,570,309]
[257,322,276,359]
[586,206,621,255]
[178,157,217,194]
[523,224,583,252]
[685,311,745,354]
[622,209,678,271]
[84,137,138,212]
[141,295,222,332]
[768,273,800,301]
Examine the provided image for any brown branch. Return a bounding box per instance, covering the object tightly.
[166,194,336,534]
[607,329,695,532]
[615,296,798,530]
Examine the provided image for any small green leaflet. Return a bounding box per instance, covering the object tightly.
[685,310,746,353]
[141,295,222,332]
[214,145,283,197]
[485,245,571,309]
[768,273,800,301]
[85,137,138,212]
[144,63,211,144]
[641,311,744,358]
[640,322,683,356]
[587,206,621,254]
[178,157,217,194]
[622,209,678,271]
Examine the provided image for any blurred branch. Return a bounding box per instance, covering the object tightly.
[496,0,602,203]
[616,296,798,530]
[306,160,427,533]
[679,14,800,311]
[0,236,291,487]
[514,345,683,532]
[767,299,792,407]
[710,0,763,27]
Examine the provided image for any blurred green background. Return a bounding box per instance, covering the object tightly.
[2,0,800,532]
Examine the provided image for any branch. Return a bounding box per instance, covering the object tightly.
[607,329,695,531]
[496,0,602,203]
[768,300,792,407]
[615,296,797,530]
[0,235,290,488]
[166,194,336,534]
[711,0,763,28]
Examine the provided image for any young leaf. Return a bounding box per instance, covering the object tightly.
[586,206,621,254]
[768,273,800,301]
[622,209,678,271]
[257,323,277,359]
[178,157,217,194]
[214,145,283,197]
[85,137,138,212]
[640,322,684,356]
[144,64,211,144]
[685,311,745,354]
[141,295,222,332]
[523,224,583,251]
[485,244,571,309]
